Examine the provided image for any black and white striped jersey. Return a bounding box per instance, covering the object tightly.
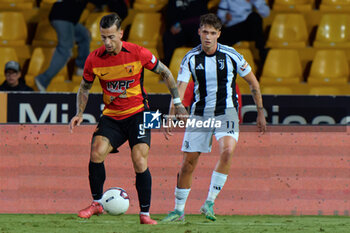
[177,43,251,116]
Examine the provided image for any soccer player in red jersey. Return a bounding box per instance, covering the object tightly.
[69,13,188,224]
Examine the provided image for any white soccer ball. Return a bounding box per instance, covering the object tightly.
[101,187,130,215]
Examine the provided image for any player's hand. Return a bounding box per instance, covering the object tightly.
[174,104,188,122]
[163,115,175,140]
[256,112,267,134]
[163,104,188,140]
[225,13,232,22]
[69,115,83,133]
[170,23,181,35]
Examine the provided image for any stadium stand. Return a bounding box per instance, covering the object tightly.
[24,47,69,91]
[261,86,294,95]
[0,12,27,46]
[266,13,308,48]
[260,49,303,85]
[307,50,349,84]
[308,86,345,95]
[0,0,346,96]
[0,0,34,11]
[319,0,350,12]
[39,0,56,10]
[127,12,161,49]
[313,14,350,48]
[31,20,57,48]
[272,0,313,12]
[132,0,168,12]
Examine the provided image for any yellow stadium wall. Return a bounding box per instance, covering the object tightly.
[0,125,349,215]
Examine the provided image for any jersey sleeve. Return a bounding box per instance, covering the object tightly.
[237,56,252,78]
[83,53,95,83]
[177,55,191,83]
[139,47,158,71]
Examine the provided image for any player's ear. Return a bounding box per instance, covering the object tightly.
[198,28,201,36]
[217,30,221,39]
[119,29,124,39]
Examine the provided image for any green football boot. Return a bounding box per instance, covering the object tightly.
[161,209,185,222]
[200,200,216,221]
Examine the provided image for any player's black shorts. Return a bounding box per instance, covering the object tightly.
[93,111,150,153]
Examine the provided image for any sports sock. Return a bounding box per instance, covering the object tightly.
[174,187,191,212]
[206,171,228,203]
[89,161,106,201]
[135,168,152,213]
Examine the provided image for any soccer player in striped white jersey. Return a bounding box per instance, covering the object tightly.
[162,13,266,222]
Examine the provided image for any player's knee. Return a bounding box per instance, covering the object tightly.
[90,147,107,162]
[181,160,196,174]
[220,146,234,163]
[133,157,147,172]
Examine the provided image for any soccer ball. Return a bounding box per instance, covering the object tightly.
[101,187,130,215]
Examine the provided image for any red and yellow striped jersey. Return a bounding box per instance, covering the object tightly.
[83,42,158,120]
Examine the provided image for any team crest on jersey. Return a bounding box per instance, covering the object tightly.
[125,65,134,74]
[218,59,225,70]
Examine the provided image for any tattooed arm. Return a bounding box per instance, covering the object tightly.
[153,61,180,99]
[69,79,93,132]
[242,71,267,133]
[153,61,188,121]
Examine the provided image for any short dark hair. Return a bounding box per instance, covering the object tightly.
[100,13,122,29]
[200,13,222,31]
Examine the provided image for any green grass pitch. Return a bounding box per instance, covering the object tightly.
[1,214,350,233]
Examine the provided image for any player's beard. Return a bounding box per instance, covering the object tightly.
[106,46,117,55]
[106,42,122,55]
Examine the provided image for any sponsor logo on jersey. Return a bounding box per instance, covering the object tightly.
[240,61,248,71]
[106,80,135,93]
[151,55,156,64]
[196,63,204,70]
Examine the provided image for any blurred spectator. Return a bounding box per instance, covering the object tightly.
[217,0,270,63]
[0,61,33,92]
[35,0,91,92]
[162,0,209,66]
[89,0,128,20]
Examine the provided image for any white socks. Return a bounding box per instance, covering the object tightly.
[174,187,191,212]
[173,171,227,212]
[206,171,228,203]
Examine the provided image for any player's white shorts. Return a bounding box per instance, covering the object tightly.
[181,108,239,153]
